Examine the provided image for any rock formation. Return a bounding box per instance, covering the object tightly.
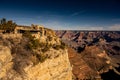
[0,27,72,80]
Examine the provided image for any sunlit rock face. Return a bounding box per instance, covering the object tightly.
[0,27,72,80]
[25,49,72,80]
[0,46,13,79]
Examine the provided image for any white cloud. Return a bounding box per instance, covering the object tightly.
[71,12,80,16]
[108,24,120,31]
[41,21,104,30]
[76,26,104,30]
[39,21,70,30]
[35,22,120,31]
[71,10,86,16]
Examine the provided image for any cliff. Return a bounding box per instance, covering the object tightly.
[0,27,72,80]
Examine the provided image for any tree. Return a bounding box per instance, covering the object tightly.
[6,20,16,33]
[0,18,6,24]
[0,18,16,33]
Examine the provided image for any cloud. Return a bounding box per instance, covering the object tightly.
[72,26,104,30]
[40,21,70,30]
[71,12,80,16]
[42,21,104,30]
[108,24,120,31]
[69,26,103,30]
[71,10,86,16]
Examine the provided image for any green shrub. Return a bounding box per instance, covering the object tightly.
[60,41,66,49]
[53,41,66,50]
[23,31,40,50]
[41,43,51,53]
[26,39,40,50]
[31,39,40,49]
[47,36,52,41]
[41,47,49,53]
[39,42,46,48]
[53,45,60,50]
[0,18,16,33]
[36,54,47,63]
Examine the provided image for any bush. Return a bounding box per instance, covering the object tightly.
[0,18,16,33]
[53,45,60,50]
[30,39,40,49]
[36,54,47,63]
[22,31,32,38]
[23,31,40,50]
[39,42,46,48]
[60,41,66,49]
[53,41,66,50]
[47,36,52,41]
[41,43,51,53]
[41,47,49,53]
[26,39,40,50]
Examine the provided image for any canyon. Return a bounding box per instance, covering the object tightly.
[0,22,120,80]
[56,30,120,80]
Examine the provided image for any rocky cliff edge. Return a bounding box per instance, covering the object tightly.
[0,28,72,80]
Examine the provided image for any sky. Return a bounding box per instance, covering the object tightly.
[0,0,120,30]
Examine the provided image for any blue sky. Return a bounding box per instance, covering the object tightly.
[0,0,120,30]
